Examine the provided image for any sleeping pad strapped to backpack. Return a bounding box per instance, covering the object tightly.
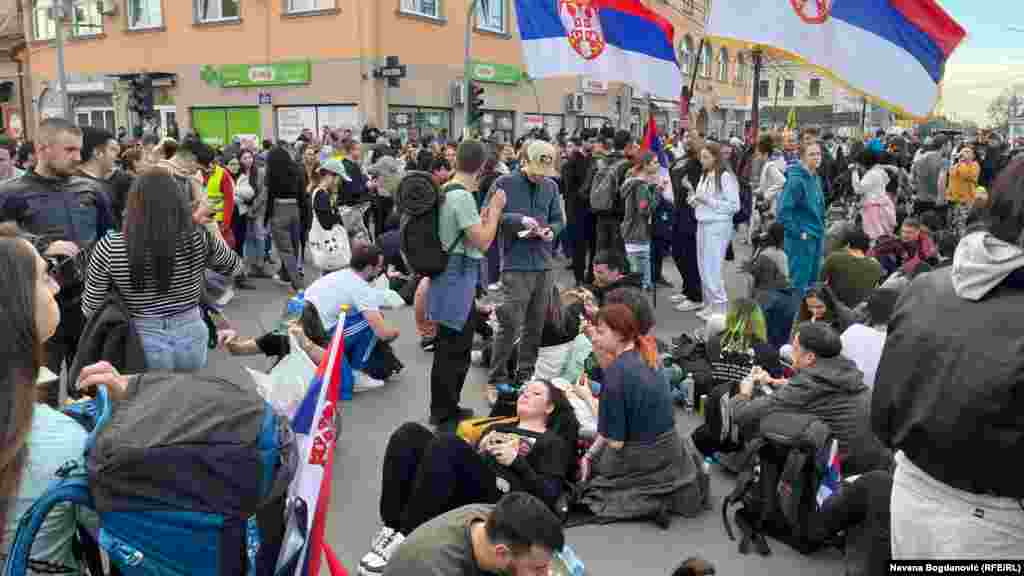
[5,374,298,576]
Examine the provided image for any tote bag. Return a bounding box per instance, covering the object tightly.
[308,188,351,271]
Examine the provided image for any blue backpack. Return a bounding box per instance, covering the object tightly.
[5,374,298,576]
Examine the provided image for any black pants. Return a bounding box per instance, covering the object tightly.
[430,306,479,422]
[652,237,671,283]
[376,196,394,239]
[380,422,501,535]
[45,293,86,407]
[572,208,597,285]
[359,339,403,380]
[231,207,248,259]
[672,230,702,303]
[594,214,624,257]
[809,471,893,576]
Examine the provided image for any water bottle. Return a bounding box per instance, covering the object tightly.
[285,290,305,322]
[683,374,695,413]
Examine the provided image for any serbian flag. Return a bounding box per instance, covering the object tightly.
[816,439,842,508]
[284,326,353,576]
[706,0,966,120]
[514,0,682,99]
[641,114,672,200]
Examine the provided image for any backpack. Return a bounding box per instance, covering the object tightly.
[722,412,833,556]
[5,375,298,576]
[589,157,630,215]
[396,172,464,277]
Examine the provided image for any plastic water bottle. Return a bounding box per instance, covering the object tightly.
[283,290,305,323]
[683,374,695,413]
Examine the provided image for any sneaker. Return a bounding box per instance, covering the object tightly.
[353,373,386,393]
[215,286,236,307]
[669,293,687,303]
[420,336,437,352]
[471,349,485,366]
[675,299,703,312]
[696,308,713,320]
[386,366,404,382]
[487,282,503,292]
[359,528,405,576]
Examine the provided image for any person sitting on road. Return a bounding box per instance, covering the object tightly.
[821,229,884,309]
[358,380,576,576]
[303,243,403,391]
[587,250,642,307]
[840,288,900,390]
[869,218,937,278]
[743,221,799,350]
[733,322,892,475]
[381,493,565,576]
[575,304,706,528]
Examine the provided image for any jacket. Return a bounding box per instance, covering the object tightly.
[587,274,643,307]
[756,155,787,214]
[68,290,147,390]
[670,156,702,235]
[946,159,980,204]
[872,262,1024,498]
[693,171,740,224]
[734,354,892,475]
[778,163,825,240]
[0,171,114,248]
[855,166,897,240]
[493,171,564,272]
[619,176,654,244]
[911,150,947,205]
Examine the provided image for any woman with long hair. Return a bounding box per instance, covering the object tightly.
[265,146,308,292]
[852,149,897,241]
[358,379,576,574]
[0,224,59,541]
[83,170,242,371]
[691,142,740,319]
[779,140,827,293]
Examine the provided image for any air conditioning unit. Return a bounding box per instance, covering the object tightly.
[566,92,585,114]
[451,81,465,106]
[97,0,118,15]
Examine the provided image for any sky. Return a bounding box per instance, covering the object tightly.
[937,0,1024,124]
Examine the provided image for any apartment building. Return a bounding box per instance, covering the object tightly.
[0,0,25,139]
[20,0,751,144]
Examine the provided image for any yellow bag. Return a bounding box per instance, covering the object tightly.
[456,416,517,446]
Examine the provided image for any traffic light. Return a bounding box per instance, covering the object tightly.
[127,75,154,119]
[468,82,485,126]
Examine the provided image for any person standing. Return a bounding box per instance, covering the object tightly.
[0,119,114,407]
[873,158,1024,560]
[778,141,826,294]
[691,142,740,318]
[265,146,308,292]
[428,141,506,427]
[564,134,597,285]
[591,130,635,257]
[946,145,981,234]
[669,131,704,311]
[911,134,950,226]
[852,150,898,241]
[76,127,121,228]
[486,141,564,402]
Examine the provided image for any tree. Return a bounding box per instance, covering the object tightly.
[986,88,1014,132]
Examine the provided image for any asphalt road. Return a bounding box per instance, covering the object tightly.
[206,251,844,576]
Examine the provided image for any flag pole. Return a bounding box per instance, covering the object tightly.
[688,38,705,132]
[750,49,762,145]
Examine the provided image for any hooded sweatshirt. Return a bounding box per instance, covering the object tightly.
[853,166,897,240]
[778,163,825,240]
[952,230,1024,301]
[734,354,891,475]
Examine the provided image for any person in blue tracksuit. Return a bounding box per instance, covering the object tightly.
[778,141,826,294]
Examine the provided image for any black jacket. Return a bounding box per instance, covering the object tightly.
[69,290,147,395]
[0,171,114,248]
[872,267,1024,499]
[735,354,892,475]
[669,156,701,235]
[588,273,643,307]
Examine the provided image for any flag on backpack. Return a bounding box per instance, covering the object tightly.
[286,325,353,576]
[816,438,841,508]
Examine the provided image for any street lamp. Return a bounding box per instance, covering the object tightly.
[46,0,74,120]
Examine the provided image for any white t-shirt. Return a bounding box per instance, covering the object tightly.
[840,324,886,389]
[305,268,379,332]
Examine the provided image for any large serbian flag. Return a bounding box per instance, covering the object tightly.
[285,326,353,576]
[706,0,965,119]
[514,0,683,98]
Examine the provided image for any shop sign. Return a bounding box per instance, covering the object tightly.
[523,114,544,129]
[277,106,316,142]
[471,61,522,85]
[393,113,410,126]
[201,61,312,88]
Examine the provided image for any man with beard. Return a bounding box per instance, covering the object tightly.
[0,118,114,406]
[77,126,124,229]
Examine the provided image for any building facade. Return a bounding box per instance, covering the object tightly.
[0,0,26,140]
[21,0,752,144]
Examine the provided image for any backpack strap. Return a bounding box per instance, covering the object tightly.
[4,474,93,576]
[721,438,765,541]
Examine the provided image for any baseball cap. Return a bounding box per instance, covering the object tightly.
[319,158,351,181]
[525,140,558,178]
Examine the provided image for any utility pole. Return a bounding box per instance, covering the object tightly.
[463,0,480,139]
[50,0,73,120]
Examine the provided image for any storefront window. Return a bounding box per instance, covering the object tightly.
[480,110,514,145]
[390,107,452,144]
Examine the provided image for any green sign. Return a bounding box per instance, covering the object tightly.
[200,61,312,88]
[470,61,521,85]
[191,107,262,147]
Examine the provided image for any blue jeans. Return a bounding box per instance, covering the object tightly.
[135,308,209,372]
[625,245,651,289]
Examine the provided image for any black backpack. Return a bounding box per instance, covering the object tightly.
[722,412,833,556]
[396,172,464,277]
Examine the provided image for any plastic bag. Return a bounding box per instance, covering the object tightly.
[245,334,316,418]
[372,273,407,309]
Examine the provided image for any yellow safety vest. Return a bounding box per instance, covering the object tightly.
[207,165,227,223]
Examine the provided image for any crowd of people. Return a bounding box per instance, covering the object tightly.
[0,113,1021,576]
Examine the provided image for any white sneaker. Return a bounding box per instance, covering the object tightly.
[669,293,687,303]
[487,282,503,292]
[696,308,713,320]
[214,286,236,307]
[353,373,386,393]
[359,528,405,576]
[675,299,703,312]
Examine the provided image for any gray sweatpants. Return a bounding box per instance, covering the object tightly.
[489,269,553,385]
